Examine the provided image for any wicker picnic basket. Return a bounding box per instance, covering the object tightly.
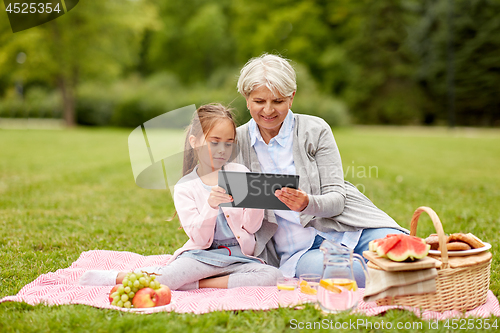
[375,206,491,312]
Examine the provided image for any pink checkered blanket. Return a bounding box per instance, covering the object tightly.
[1,250,499,319]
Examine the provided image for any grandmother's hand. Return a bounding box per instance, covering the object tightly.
[274,187,309,212]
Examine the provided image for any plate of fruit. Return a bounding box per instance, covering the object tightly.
[108,271,172,311]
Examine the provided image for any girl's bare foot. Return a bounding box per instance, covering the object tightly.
[116,272,127,284]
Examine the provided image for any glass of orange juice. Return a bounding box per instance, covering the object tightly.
[277,277,299,307]
[299,274,321,302]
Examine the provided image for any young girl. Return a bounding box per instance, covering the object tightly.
[80,103,282,290]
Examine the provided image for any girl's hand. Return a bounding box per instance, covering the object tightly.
[274,187,309,212]
[208,185,233,209]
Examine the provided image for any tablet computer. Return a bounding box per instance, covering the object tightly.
[218,170,299,210]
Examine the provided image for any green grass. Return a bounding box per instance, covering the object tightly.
[1,126,499,332]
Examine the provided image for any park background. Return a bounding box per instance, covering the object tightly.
[1,1,500,332]
[1,0,500,128]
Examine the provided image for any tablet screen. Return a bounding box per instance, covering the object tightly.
[218,170,299,210]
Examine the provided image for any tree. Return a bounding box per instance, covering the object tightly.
[0,0,159,126]
[229,0,429,124]
[317,0,429,124]
[145,0,235,84]
[410,0,500,125]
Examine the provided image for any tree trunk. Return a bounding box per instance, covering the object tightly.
[51,19,77,127]
[58,75,76,127]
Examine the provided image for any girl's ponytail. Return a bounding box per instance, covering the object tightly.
[182,124,198,177]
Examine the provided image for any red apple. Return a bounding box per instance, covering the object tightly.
[156,284,172,306]
[132,288,158,308]
[109,284,122,303]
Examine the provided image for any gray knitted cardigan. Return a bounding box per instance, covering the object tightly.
[235,113,408,267]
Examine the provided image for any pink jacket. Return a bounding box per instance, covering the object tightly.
[167,162,265,264]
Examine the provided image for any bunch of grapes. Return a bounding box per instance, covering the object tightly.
[110,271,162,308]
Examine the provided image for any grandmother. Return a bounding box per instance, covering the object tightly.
[235,54,408,287]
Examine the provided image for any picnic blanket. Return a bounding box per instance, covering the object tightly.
[1,250,499,319]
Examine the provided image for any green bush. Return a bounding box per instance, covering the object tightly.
[110,73,188,128]
[106,65,350,128]
[293,63,350,126]
[0,96,23,118]
[293,93,350,126]
[0,87,61,119]
[76,84,116,126]
[112,95,158,128]
[0,66,351,128]
[110,72,250,128]
[352,80,433,125]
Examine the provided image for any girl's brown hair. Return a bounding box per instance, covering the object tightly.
[182,103,238,176]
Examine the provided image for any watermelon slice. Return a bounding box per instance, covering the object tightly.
[386,235,430,262]
[368,234,430,261]
[368,234,400,253]
[376,234,403,257]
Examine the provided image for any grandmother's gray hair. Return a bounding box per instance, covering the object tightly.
[237,54,297,98]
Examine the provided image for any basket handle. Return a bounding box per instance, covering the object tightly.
[409,206,449,266]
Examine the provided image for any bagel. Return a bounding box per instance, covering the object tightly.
[448,233,484,249]
[444,242,471,251]
[425,234,449,250]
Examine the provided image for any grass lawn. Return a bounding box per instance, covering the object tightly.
[0,125,499,332]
